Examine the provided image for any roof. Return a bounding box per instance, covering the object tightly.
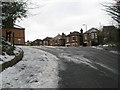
[102,26,117,33]
[103,26,116,31]
[84,28,99,33]
[53,34,63,40]
[103,26,116,28]
[43,37,52,41]
[14,24,25,30]
[67,31,80,37]
[34,39,42,42]
[2,24,25,30]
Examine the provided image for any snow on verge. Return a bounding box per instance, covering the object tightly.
[109,51,119,54]
[0,46,59,88]
[0,47,22,65]
[0,53,14,65]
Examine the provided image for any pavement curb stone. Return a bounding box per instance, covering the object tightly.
[0,49,24,72]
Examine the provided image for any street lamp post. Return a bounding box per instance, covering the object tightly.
[83,24,87,32]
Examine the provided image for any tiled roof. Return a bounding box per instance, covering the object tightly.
[43,37,52,41]
[84,28,99,33]
[53,34,62,40]
[35,39,42,41]
[103,26,116,31]
[67,31,80,37]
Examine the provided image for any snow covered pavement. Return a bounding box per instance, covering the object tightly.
[0,46,59,88]
[0,47,22,65]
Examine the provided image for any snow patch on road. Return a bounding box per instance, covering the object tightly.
[96,62,118,74]
[60,53,98,70]
[91,46,103,50]
[109,51,119,54]
[43,46,67,49]
[0,46,59,88]
[92,46,119,55]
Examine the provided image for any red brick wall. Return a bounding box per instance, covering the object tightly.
[65,36,80,47]
[2,28,25,45]
[49,39,65,46]
[83,33,98,46]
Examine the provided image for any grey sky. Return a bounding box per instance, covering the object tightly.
[16,0,116,41]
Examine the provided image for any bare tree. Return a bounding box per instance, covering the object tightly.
[103,1,120,46]
[2,1,28,28]
[103,1,120,27]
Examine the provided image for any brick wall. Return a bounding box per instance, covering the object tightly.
[2,28,25,45]
[65,35,80,47]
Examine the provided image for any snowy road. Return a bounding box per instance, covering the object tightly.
[0,46,59,88]
[33,46,118,88]
[0,46,118,88]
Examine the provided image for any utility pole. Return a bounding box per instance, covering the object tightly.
[12,32,15,50]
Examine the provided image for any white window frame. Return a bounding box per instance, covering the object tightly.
[72,36,77,41]
[67,37,69,42]
[91,33,95,39]
[84,34,87,40]
[95,33,97,38]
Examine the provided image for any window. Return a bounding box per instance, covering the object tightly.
[40,42,42,44]
[91,33,95,39]
[35,41,37,43]
[95,33,97,38]
[67,37,69,42]
[72,43,75,46]
[55,40,57,43]
[46,41,48,45]
[72,36,77,41]
[84,34,87,40]
[58,40,60,44]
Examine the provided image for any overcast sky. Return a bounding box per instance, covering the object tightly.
[16,0,116,41]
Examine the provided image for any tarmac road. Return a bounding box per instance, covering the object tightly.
[34,46,118,88]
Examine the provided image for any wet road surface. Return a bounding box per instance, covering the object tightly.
[33,46,118,88]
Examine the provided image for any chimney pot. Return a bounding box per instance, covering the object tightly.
[80,28,83,34]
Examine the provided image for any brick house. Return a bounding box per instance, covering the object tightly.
[2,27,25,45]
[83,28,100,46]
[50,33,66,46]
[43,37,52,46]
[32,39,43,46]
[65,30,83,47]
[101,26,118,45]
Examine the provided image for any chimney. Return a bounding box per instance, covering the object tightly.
[62,33,65,35]
[62,33,66,38]
[80,28,83,34]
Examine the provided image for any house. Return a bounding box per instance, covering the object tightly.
[2,26,25,45]
[42,37,52,46]
[26,40,32,46]
[101,26,118,45]
[65,30,83,47]
[83,28,100,46]
[32,39,43,46]
[50,33,66,46]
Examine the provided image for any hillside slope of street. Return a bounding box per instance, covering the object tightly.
[0,46,118,88]
[33,46,118,88]
[0,46,59,88]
